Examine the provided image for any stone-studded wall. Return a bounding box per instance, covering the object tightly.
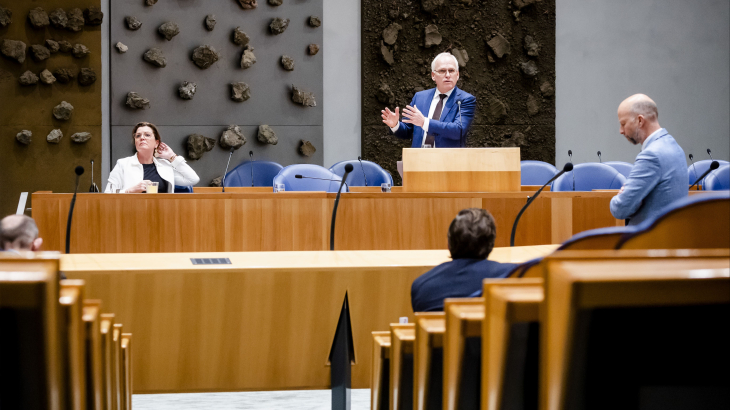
[0,0,102,217]
[361,0,555,185]
[111,0,323,187]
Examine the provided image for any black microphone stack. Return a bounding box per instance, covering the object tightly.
[510,162,574,247]
[221,148,235,193]
[330,164,353,251]
[357,156,368,186]
[249,151,254,187]
[66,166,85,254]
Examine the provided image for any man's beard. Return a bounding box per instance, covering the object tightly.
[627,128,641,145]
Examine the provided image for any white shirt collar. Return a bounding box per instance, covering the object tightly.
[641,128,664,150]
[433,87,455,101]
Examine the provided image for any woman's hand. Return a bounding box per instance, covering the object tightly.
[156,142,176,161]
[128,180,153,193]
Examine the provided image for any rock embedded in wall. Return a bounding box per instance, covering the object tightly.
[205,14,216,31]
[281,55,294,71]
[78,68,97,86]
[66,8,84,32]
[269,18,289,34]
[72,44,90,58]
[232,27,250,46]
[84,7,104,25]
[54,68,75,83]
[209,176,223,187]
[422,0,444,13]
[308,44,320,55]
[187,134,216,159]
[19,71,39,86]
[540,81,554,97]
[58,40,72,53]
[524,35,539,57]
[46,40,60,53]
[30,45,51,61]
[380,41,394,65]
[309,16,321,27]
[126,92,150,109]
[486,34,510,58]
[49,8,67,29]
[40,69,56,84]
[53,101,74,121]
[257,125,278,145]
[220,125,246,149]
[268,0,283,6]
[238,0,258,10]
[526,94,540,116]
[291,85,316,107]
[158,22,180,41]
[71,132,92,143]
[47,129,63,144]
[376,83,395,106]
[424,24,441,48]
[179,81,197,99]
[240,47,256,68]
[382,22,401,45]
[143,48,167,67]
[28,7,50,29]
[0,6,11,27]
[146,0,158,6]
[299,140,316,157]
[115,42,128,53]
[451,48,468,68]
[230,82,251,102]
[16,130,32,145]
[1,39,26,64]
[191,45,219,68]
[520,60,538,77]
[126,16,142,30]
[501,131,526,148]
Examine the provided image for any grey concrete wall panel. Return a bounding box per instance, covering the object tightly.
[111,125,323,187]
[556,0,730,165]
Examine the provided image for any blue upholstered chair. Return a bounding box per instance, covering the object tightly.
[557,226,639,251]
[224,160,284,187]
[703,164,730,191]
[688,160,730,187]
[520,160,559,186]
[617,191,730,249]
[603,161,633,179]
[551,163,626,191]
[174,185,193,193]
[329,160,393,187]
[272,164,348,193]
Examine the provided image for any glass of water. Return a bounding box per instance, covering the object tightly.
[423,144,432,149]
[381,183,392,193]
[274,183,286,192]
[146,182,159,193]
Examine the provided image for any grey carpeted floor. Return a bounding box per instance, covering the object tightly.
[133,389,371,410]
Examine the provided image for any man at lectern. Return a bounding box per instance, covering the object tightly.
[381,52,476,148]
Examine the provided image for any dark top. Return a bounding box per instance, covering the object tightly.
[411,258,518,312]
[142,163,169,193]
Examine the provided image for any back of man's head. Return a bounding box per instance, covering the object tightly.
[0,214,42,251]
[447,208,497,260]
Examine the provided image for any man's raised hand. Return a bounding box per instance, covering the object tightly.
[402,105,426,128]
[381,107,400,128]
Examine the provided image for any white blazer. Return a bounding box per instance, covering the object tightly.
[105,153,200,193]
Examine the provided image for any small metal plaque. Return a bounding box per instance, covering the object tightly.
[190,258,231,265]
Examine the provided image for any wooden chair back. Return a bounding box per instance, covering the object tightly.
[371,331,391,410]
[82,300,103,410]
[59,279,87,410]
[100,313,115,410]
[389,323,415,410]
[120,334,133,410]
[443,298,484,410]
[414,312,445,410]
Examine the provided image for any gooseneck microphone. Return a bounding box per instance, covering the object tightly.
[690,160,719,190]
[689,154,698,185]
[330,164,353,250]
[89,159,99,192]
[66,166,85,254]
[294,174,350,189]
[568,150,575,191]
[707,148,714,160]
[597,151,602,163]
[357,156,368,186]
[510,162,573,247]
[221,148,235,193]
[249,151,254,187]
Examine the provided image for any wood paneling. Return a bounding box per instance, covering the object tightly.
[59,246,556,393]
[34,191,621,253]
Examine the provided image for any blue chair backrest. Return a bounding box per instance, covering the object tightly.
[557,226,639,251]
[688,159,730,186]
[603,161,633,179]
[273,164,348,193]
[520,160,559,185]
[552,163,626,191]
[224,160,284,187]
[704,164,730,191]
[329,160,393,187]
[174,185,193,193]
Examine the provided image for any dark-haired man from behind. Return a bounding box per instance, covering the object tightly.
[411,208,517,312]
[1,214,43,252]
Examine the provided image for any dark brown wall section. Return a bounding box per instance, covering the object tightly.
[361,0,555,184]
[0,0,101,217]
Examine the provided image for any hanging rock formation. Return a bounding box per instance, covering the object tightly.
[158,22,180,41]
[126,16,142,30]
[49,8,67,28]
[424,25,442,48]
[230,82,251,102]
[84,6,103,25]
[220,125,246,149]
[240,47,256,69]
[382,22,402,45]
[53,101,74,121]
[291,85,316,107]
[53,68,75,83]
[281,55,294,71]
[179,81,197,100]
[66,8,84,31]
[232,27,250,46]
[0,6,11,28]
[299,140,316,157]
[19,71,39,86]
[78,68,97,86]
[72,43,90,58]
[269,18,289,34]
[126,92,150,109]
[205,14,216,31]
[16,130,32,145]
[28,7,50,29]
[115,42,128,53]
[143,48,167,67]
[308,44,320,55]
[238,0,258,9]
[71,132,92,143]
[257,125,278,145]
[40,69,56,84]
[1,39,26,64]
[192,45,219,68]
[47,129,63,144]
[187,134,216,159]
[30,45,50,61]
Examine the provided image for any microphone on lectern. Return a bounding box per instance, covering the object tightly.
[568,150,575,191]
[221,148,234,193]
[510,162,573,247]
[249,151,254,187]
[690,160,719,190]
[597,151,602,163]
[66,166,85,254]
[357,156,368,186]
[330,164,353,251]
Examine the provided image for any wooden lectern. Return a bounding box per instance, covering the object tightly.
[402,148,521,192]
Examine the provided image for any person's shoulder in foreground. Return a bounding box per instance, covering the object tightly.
[411,208,517,312]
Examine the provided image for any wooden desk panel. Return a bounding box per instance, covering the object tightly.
[34,191,621,253]
[60,247,556,393]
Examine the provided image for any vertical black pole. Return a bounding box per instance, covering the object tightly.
[331,295,352,410]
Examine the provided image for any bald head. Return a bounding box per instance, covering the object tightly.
[1,215,42,251]
[617,94,662,145]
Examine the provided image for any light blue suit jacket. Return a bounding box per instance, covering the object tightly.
[393,86,476,148]
[610,129,687,225]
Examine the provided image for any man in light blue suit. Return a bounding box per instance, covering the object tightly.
[610,94,687,226]
[381,53,476,148]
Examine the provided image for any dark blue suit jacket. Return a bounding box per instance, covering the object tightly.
[411,258,518,312]
[393,86,476,148]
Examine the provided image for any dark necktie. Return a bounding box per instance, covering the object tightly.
[424,94,447,147]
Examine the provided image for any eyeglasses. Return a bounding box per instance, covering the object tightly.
[434,68,457,76]
[134,133,154,140]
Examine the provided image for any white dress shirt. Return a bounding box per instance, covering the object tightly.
[390,87,455,148]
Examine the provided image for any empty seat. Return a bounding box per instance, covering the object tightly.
[330,160,393,187]
[273,164,348,192]
[603,161,633,178]
[557,226,640,251]
[224,160,284,187]
[552,163,626,191]
[520,161,559,186]
[618,191,730,249]
[688,159,730,186]
[704,164,730,191]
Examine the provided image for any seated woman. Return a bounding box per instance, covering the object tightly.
[105,122,200,193]
[411,208,517,312]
